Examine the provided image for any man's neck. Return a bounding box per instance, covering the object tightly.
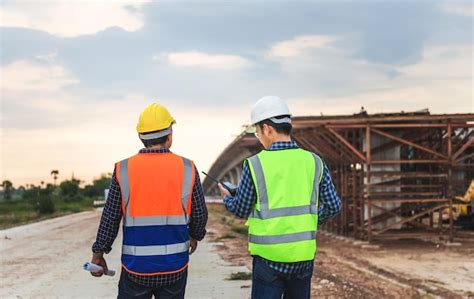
[270,135,292,144]
[148,145,168,150]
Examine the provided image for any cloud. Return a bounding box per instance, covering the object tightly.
[262,34,401,97]
[398,45,472,80]
[0,58,82,131]
[286,43,473,115]
[267,35,337,59]
[440,2,473,17]
[0,60,79,92]
[156,51,252,70]
[290,78,472,117]
[0,0,150,37]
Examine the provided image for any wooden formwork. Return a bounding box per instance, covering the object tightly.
[203,111,474,242]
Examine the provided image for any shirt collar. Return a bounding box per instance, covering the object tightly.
[139,148,171,154]
[268,141,299,151]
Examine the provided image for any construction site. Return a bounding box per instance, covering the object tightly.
[1,110,473,298]
[203,110,474,298]
[2,0,473,297]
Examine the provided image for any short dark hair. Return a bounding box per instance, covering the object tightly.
[256,115,292,135]
[140,130,169,148]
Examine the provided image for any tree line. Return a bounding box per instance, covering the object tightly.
[1,170,112,214]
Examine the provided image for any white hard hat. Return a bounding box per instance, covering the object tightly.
[250,96,291,125]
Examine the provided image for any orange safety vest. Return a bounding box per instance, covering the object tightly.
[115,152,195,275]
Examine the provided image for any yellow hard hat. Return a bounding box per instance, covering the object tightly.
[136,103,176,133]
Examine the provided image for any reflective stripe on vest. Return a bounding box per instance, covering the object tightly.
[122,241,191,256]
[249,231,316,245]
[119,157,194,227]
[249,152,323,222]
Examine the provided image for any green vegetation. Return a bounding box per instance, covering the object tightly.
[83,174,112,198]
[0,198,95,229]
[0,171,111,229]
[230,224,248,234]
[2,180,13,201]
[37,197,55,214]
[50,170,59,186]
[227,272,252,280]
[216,232,237,240]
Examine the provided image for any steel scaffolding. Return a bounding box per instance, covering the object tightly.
[203,111,474,242]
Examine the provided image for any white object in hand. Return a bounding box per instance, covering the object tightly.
[83,262,116,276]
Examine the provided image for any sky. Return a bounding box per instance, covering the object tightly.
[0,0,473,187]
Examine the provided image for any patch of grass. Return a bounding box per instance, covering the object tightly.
[0,201,34,213]
[227,272,252,280]
[410,291,434,299]
[230,224,248,234]
[0,210,70,229]
[216,233,237,240]
[0,197,95,229]
[55,198,93,212]
[221,216,235,225]
[419,286,436,297]
[425,279,444,285]
[0,211,39,227]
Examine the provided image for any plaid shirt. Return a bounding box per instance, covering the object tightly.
[92,148,208,287]
[223,141,341,274]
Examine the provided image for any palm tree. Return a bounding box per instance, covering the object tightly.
[51,170,59,186]
[2,180,13,201]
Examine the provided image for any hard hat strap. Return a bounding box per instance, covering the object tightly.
[269,117,291,124]
[139,127,172,140]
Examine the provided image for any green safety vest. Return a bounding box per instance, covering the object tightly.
[246,148,323,263]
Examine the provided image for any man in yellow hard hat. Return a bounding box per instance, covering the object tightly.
[90,103,208,299]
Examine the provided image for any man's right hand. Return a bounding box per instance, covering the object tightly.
[90,252,109,277]
[189,237,198,255]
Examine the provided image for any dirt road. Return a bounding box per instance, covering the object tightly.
[0,209,250,299]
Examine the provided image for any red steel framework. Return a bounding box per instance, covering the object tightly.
[203,111,474,242]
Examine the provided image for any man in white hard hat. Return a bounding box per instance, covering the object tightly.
[219,96,341,299]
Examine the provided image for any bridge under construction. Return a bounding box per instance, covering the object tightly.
[203,110,474,242]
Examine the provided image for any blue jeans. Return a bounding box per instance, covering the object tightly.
[117,269,187,299]
[251,257,313,299]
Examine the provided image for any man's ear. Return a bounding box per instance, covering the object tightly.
[263,123,273,135]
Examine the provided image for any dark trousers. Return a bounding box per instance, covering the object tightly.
[117,270,187,299]
[251,257,313,299]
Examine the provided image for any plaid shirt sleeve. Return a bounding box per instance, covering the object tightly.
[223,161,256,219]
[317,162,342,225]
[188,169,208,241]
[92,168,122,254]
